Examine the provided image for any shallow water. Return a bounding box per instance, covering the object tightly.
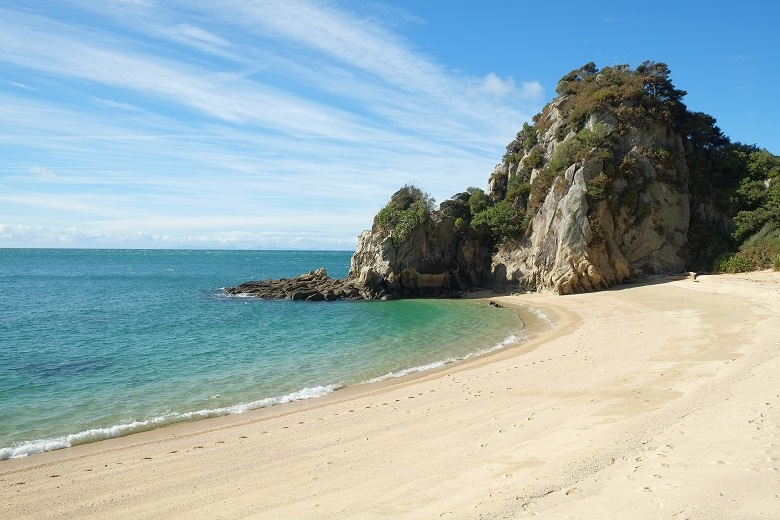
[0,249,525,459]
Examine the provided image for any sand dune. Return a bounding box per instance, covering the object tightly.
[2,272,779,519]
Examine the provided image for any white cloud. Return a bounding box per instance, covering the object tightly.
[172,24,228,47]
[2,79,36,90]
[0,2,546,249]
[29,166,56,179]
[473,72,516,98]
[518,81,545,102]
[91,96,143,112]
[0,224,357,250]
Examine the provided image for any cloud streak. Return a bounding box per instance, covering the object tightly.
[0,1,543,249]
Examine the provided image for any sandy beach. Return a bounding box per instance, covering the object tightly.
[2,271,779,519]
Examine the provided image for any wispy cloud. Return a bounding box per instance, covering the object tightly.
[1,79,36,90]
[29,166,56,179]
[0,1,543,248]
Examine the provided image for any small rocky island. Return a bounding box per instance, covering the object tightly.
[228,61,779,300]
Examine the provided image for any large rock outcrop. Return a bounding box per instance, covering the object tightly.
[347,210,486,298]
[230,62,778,299]
[489,111,691,294]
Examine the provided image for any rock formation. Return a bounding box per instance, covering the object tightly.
[489,111,691,294]
[230,61,779,299]
[344,62,698,296]
[225,268,367,301]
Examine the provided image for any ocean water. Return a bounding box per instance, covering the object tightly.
[0,249,527,459]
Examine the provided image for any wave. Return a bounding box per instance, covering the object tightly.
[364,330,522,384]
[526,306,555,328]
[0,384,337,460]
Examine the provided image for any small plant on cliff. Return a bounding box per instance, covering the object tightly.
[586,172,609,200]
[503,122,538,162]
[375,184,435,246]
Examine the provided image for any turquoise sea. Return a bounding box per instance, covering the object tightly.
[0,249,528,459]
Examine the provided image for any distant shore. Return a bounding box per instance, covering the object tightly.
[2,271,779,519]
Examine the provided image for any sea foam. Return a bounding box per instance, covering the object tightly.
[0,384,337,460]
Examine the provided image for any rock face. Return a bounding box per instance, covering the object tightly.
[490,113,691,294]
[347,212,485,298]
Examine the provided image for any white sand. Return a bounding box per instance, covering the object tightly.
[2,271,779,519]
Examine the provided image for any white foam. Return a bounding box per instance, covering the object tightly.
[527,306,555,328]
[363,330,523,385]
[0,384,337,460]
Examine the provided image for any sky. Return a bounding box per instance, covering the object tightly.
[1,0,778,250]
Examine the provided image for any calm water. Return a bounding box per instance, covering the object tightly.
[0,249,526,459]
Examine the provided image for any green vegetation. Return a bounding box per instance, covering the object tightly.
[375,184,435,246]
[554,61,687,128]
[713,254,756,273]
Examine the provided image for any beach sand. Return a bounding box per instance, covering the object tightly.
[2,271,779,519]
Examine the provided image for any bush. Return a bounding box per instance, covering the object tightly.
[586,172,609,200]
[506,180,531,207]
[467,188,489,215]
[548,138,585,174]
[774,257,780,271]
[470,200,524,242]
[374,184,435,246]
[737,239,780,270]
[521,147,543,169]
[714,254,756,274]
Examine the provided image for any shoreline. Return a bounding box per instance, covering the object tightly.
[0,291,558,467]
[3,272,779,518]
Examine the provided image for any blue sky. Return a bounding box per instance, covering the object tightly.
[1,0,777,250]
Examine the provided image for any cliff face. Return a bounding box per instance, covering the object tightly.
[345,62,704,296]
[489,110,691,294]
[348,210,487,298]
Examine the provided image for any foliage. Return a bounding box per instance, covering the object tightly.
[586,172,609,200]
[505,179,531,208]
[730,152,780,242]
[554,61,687,129]
[713,253,756,273]
[504,122,538,161]
[470,199,525,242]
[375,184,435,246]
[548,138,585,174]
[737,241,780,270]
[521,146,544,169]
[527,168,557,214]
[467,187,489,215]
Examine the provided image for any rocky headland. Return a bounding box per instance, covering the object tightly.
[229,61,779,299]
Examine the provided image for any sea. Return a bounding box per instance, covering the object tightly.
[0,249,535,460]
